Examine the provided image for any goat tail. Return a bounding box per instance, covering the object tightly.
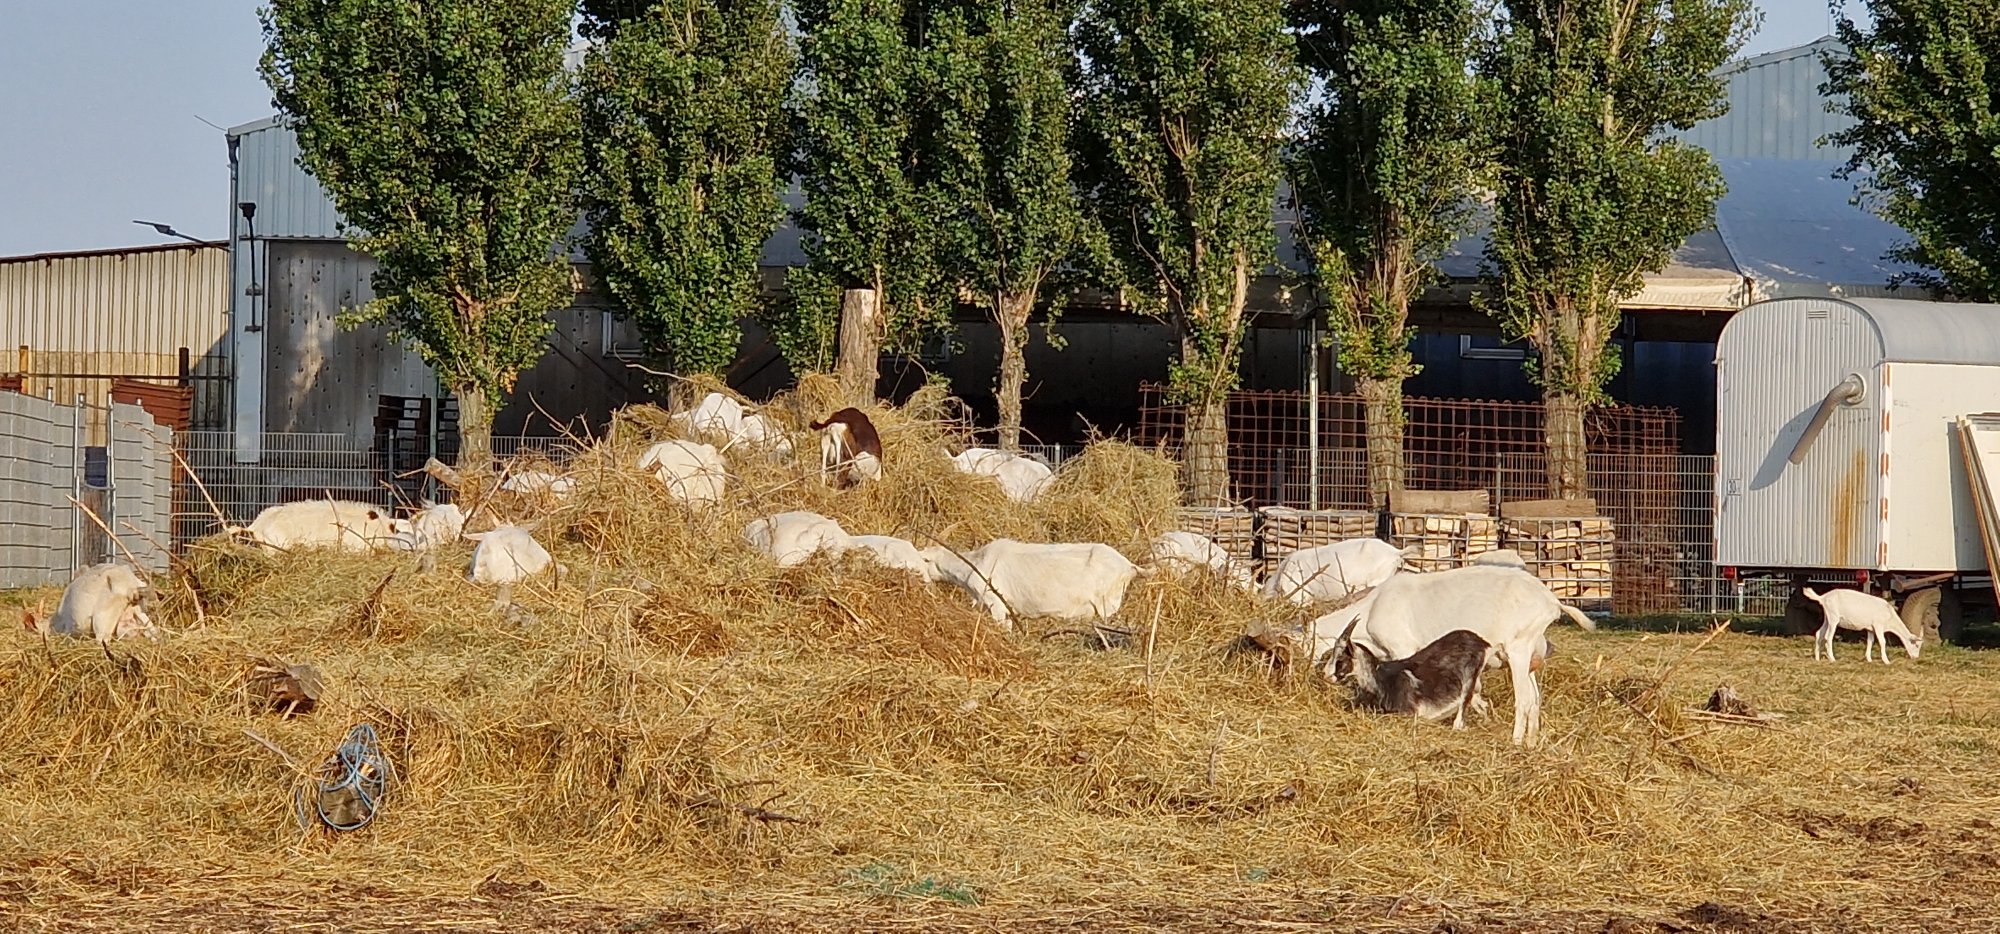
[1558,603,1597,631]
[1802,587,1824,602]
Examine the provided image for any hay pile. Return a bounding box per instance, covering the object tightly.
[4,383,2000,928]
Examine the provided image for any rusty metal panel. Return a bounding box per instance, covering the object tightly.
[1715,297,1884,569]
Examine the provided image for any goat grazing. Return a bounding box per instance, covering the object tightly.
[1263,537,1411,606]
[1344,629,1493,729]
[743,511,851,568]
[812,408,883,488]
[1321,565,1596,745]
[1150,531,1256,591]
[466,525,559,612]
[949,448,1054,503]
[843,534,940,581]
[639,439,728,507]
[1804,587,1923,663]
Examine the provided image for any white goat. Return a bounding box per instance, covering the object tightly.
[950,448,1054,503]
[1469,549,1529,570]
[672,391,794,456]
[1150,531,1256,591]
[466,525,559,610]
[227,499,410,553]
[922,539,1145,629]
[500,471,577,501]
[1804,587,1923,663]
[843,534,940,581]
[743,511,852,568]
[1319,565,1597,746]
[35,562,154,642]
[386,501,466,553]
[1263,537,1412,606]
[639,439,728,507]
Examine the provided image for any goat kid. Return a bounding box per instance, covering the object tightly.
[30,562,155,642]
[1804,587,1923,663]
[812,408,883,488]
[1344,629,1493,729]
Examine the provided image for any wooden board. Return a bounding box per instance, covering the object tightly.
[1389,489,1490,515]
[1498,497,1600,519]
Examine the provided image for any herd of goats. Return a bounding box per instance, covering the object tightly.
[18,393,1930,748]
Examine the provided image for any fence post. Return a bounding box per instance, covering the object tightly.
[70,393,82,574]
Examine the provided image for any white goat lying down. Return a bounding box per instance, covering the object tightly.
[227,499,410,553]
[1344,628,1492,729]
[639,439,728,507]
[1264,537,1411,606]
[950,448,1054,503]
[741,512,938,580]
[386,501,467,552]
[1805,587,1923,663]
[672,391,794,456]
[1321,565,1596,746]
[30,562,156,642]
[1150,531,1256,591]
[922,539,1145,630]
[743,511,852,568]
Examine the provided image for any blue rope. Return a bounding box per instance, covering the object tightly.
[296,723,394,832]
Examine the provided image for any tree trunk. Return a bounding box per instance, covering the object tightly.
[1356,375,1406,509]
[1544,388,1589,499]
[1184,395,1231,506]
[995,289,1035,453]
[455,384,494,472]
[835,287,881,401]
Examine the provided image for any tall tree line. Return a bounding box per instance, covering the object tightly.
[264,0,1775,499]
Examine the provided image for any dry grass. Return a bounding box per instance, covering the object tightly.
[4,385,2000,931]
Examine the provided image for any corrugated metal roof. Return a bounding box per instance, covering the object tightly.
[1678,36,1856,163]
[229,118,346,240]
[0,241,225,266]
[1711,158,1917,298]
[1841,297,2000,366]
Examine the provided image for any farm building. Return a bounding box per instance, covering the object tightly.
[0,241,231,438]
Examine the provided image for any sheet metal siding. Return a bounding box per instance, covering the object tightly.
[1716,297,1883,569]
[263,241,431,447]
[1847,297,2000,366]
[1882,364,2000,571]
[0,245,229,362]
[232,121,345,240]
[1681,40,1855,163]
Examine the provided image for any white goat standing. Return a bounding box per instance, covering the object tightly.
[466,525,559,611]
[1321,565,1597,746]
[37,562,155,642]
[1805,587,1923,663]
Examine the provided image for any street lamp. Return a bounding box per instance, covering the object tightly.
[131,220,210,245]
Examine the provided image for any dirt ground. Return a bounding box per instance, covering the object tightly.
[6,884,1986,934]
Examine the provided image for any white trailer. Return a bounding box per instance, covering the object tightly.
[1715,296,2000,639]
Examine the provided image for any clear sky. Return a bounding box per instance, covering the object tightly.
[0,0,1857,258]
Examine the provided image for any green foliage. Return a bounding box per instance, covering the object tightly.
[1075,0,1302,406]
[785,0,950,368]
[921,0,1091,313]
[1478,0,1755,403]
[577,0,793,379]
[1825,1,2000,301]
[1287,0,1484,384]
[260,0,581,408]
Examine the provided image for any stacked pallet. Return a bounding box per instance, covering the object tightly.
[1258,507,1377,563]
[1499,506,1616,604]
[1388,513,1504,571]
[1175,506,1260,573]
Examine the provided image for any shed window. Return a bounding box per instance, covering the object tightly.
[1459,334,1530,361]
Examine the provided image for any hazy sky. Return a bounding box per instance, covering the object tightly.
[0,0,1856,258]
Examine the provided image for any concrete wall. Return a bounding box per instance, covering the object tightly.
[0,395,172,588]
